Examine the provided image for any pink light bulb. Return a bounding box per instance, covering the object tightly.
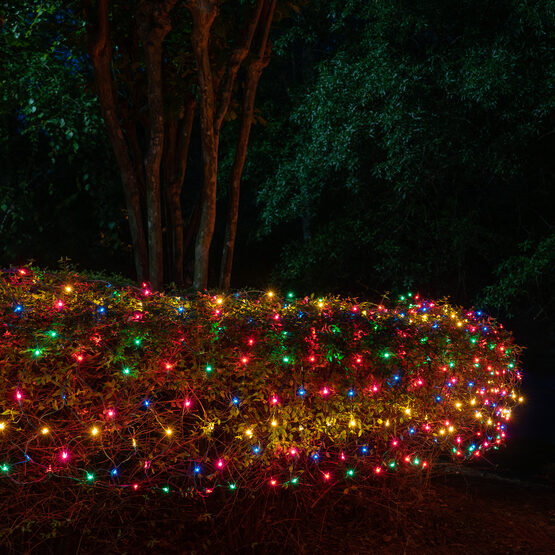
[217,459,224,468]
[184,399,191,408]
[107,409,115,418]
[61,450,69,460]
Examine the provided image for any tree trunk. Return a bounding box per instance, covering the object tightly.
[188,0,219,290]
[86,0,149,282]
[218,67,260,290]
[137,1,176,291]
[164,99,196,286]
[219,0,276,290]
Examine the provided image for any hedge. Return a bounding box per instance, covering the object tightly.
[0,267,522,497]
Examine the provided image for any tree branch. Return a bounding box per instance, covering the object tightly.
[214,0,264,133]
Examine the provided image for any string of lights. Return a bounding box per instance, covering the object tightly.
[0,268,523,496]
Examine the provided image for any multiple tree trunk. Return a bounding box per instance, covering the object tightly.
[85,0,277,290]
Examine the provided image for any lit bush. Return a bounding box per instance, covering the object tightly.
[0,268,522,495]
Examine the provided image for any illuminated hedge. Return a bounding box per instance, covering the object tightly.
[0,268,523,495]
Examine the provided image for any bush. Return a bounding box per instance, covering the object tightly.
[0,267,522,492]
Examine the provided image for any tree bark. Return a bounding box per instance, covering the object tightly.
[164,98,196,286]
[137,0,176,291]
[214,0,264,133]
[187,0,219,290]
[85,0,149,282]
[219,0,276,290]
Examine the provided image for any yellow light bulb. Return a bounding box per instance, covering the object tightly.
[64,285,73,293]
[245,428,253,437]
[455,402,462,409]
[91,426,99,436]
[132,438,137,447]
[166,428,173,436]
[271,420,277,427]
[41,427,49,435]
[0,422,5,431]
[267,291,274,298]
[405,408,411,416]
[216,297,223,305]
[349,419,356,427]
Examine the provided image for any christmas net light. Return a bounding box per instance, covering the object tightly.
[0,268,523,496]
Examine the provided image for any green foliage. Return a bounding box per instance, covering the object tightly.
[0,2,128,268]
[480,234,555,319]
[253,0,555,298]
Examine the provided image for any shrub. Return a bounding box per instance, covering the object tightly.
[0,267,522,498]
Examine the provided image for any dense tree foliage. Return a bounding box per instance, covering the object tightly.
[0,2,127,269]
[252,0,555,307]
